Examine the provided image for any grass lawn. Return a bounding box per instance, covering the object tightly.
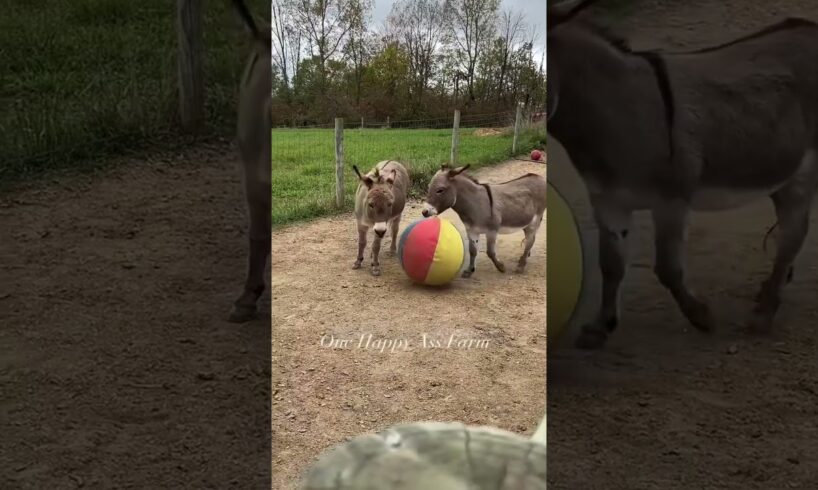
[0,0,267,184]
[272,126,546,226]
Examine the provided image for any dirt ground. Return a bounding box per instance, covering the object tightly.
[547,1,818,488]
[1,145,271,488]
[271,160,547,488]
[474,128,506,137]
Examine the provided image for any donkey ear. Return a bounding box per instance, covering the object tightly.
[353,165,374,188]
[384,169,397,186]
[440,163,450,171]
[447,164,470,177]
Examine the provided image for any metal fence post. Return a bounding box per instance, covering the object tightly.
[335,118,344,208]
[450,110,460,166]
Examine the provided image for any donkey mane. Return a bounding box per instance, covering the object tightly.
[561,20,676,152]
[459,172,482,185]
[686,17,818,54]
[453,171,494,217]
[442,165,482,185]
[496,172,543,185]
[578,17,818,57]
[457,170,541,187]
[574,19,633,52]
[571,17,818,154]
[548,0,604,29]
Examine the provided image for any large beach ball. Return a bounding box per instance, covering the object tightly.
[547,182,585,341]
[398,217,466,286]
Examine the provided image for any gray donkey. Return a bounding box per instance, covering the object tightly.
[422,164,546,276]
[228,0,272,322]
[548,0,818,348]
[353,161,410,276]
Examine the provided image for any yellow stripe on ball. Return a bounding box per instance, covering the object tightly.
[547,182,583,341]
[425,219,465,286]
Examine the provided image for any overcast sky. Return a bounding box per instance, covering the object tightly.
[370,0,546,65]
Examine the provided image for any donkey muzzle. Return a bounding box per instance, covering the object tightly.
[373,222,387,237]
[421,203,438,218]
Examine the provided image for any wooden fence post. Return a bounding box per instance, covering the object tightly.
[512,103,523,154]
[360,116,364,129]
[176,0,204,133]
[386,116,390,129]
[450,110,461,166]
[335,118,345,208]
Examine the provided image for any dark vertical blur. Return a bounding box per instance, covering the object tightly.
[547,0,818,488]
[0,1,271,487]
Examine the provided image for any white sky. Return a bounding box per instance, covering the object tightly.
[370,0,546,67]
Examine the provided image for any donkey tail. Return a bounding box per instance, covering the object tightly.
[762,221,778,253]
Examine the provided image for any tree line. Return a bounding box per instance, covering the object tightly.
[271,0,546,127]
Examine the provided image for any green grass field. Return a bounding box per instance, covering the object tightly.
[272,126,546,226]
[0,0,266,183]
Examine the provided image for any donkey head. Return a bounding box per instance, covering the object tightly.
[547,0,598,123]
[422,164,471,217]
[547,0,632,126]
[354,165,398,236]
[547,0,603,29]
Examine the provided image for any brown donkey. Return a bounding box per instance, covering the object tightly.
[353,161,410,276]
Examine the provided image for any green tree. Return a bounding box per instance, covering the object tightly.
[445,0,501,104]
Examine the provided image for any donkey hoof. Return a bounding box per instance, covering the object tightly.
[514,265,526,274]
[371,267,381,277]
[462,269,474,278]
[495,262,506,273]
[228,304,257,323]
[686,302,716,332]
[388,248,397,257]
[575,326,608,350]
[353,260,363,270]
[747,309,774,334]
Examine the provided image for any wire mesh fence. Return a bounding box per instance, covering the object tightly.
[1,0,267,185]
[271,107,546,226]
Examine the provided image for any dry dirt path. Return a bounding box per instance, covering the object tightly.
[1,146,271,488]
[271,159,547,488]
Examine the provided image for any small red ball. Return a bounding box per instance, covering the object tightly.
[530,149,542,161]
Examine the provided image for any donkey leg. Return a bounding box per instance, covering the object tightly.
[575,198,632,349]
[462,230,479,278]
[486,232,506,273]
[754,232,795,303]
[516,214,542,273]
[370,233,383,276]
[353,224,367,269]
[388,215,401,256]
[652,201,715,332]
[230,183,271,323]
[751,189,811,332]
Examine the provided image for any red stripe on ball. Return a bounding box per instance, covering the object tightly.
[400,217,441,283]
